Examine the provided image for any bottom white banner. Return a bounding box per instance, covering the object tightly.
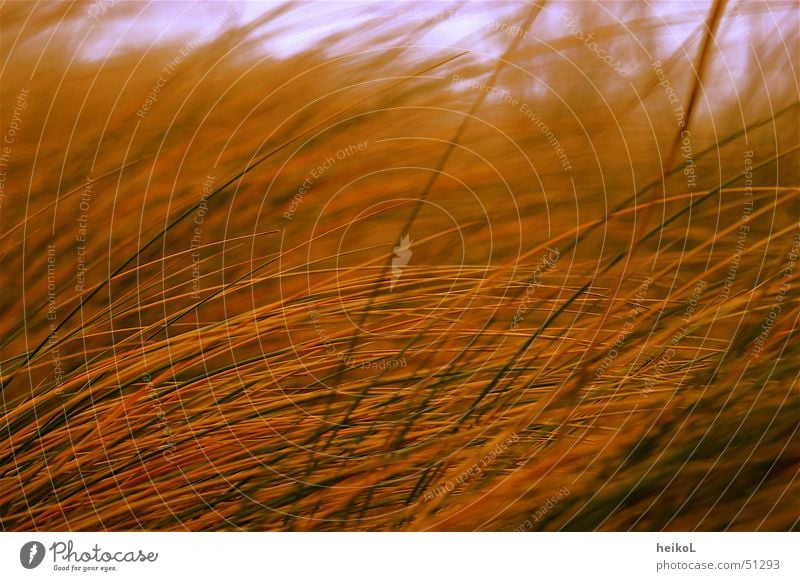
[1,532,796,580]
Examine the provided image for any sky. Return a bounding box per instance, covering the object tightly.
[79,0,794,86]
[82,1,699,60]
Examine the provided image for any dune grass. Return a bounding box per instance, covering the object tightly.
[0,1,798,531]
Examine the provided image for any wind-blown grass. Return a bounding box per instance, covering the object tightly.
[0,1,798,531]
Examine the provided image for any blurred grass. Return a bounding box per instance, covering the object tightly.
[0,1,798,531]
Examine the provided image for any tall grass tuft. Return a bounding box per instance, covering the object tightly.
[0,1,797,531]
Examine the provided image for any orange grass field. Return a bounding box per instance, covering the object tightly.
[0,1,798,531]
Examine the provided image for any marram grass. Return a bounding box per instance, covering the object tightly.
[0,1,798,531]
